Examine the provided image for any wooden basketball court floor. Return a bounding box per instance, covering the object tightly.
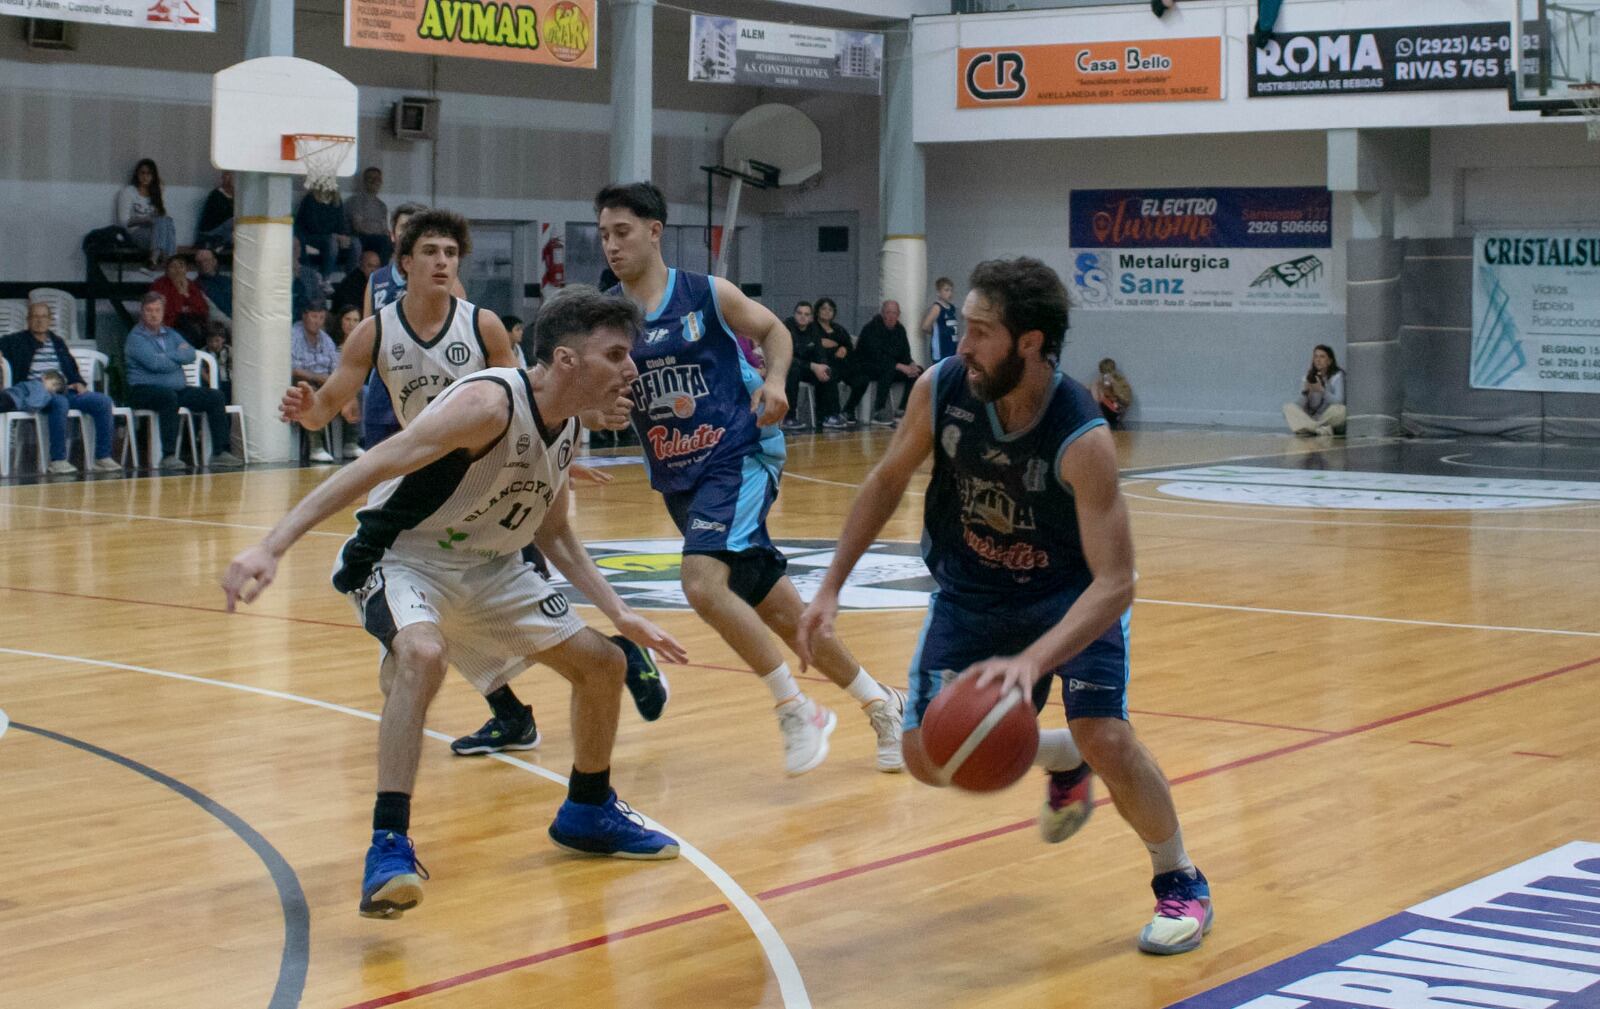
[3,428,1598,1009]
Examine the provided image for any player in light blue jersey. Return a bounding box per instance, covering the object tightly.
[798,258,1211,956]
[595,182,907,776]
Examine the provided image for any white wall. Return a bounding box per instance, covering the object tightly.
[1397,123,1600,236]
[926,131,1343,427]
[913,0,1571,143]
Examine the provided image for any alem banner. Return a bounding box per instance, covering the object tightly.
[345,0,595,67]
[1068,187,1332,314]
[958,37,1221,108]
[1473,231,1600,393]
[1250,21,1525,96]
[689,15,883,95]
[2,0,214,31]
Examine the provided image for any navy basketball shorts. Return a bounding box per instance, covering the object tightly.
[361,372,401,447]
[902,590,1131,731]
[662,454,787,606]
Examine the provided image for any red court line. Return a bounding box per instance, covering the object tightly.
[335,903,729,1009]
[1409,740,1453,748]
[1513,750,1561,759]
[342,650,1600,1007]
[1128,707,1335,736]
[0,584,358,630]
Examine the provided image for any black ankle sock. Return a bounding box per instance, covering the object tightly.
[568,767,611,806]
[486,685,528,724]
[374,791,411,834]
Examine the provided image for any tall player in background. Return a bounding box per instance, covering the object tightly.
[797,258,1212,956]
[223,286,687,919]
[281,210,655,759]
[594,182,906,776]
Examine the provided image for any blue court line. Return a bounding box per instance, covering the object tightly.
[8,720,310,1009]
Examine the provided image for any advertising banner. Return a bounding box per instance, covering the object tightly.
[689,15,882,95]
[345,0,596,68]
[2,0,214,32]
[1473,231,1600,393]
[1250,21,1524,97]
[1068,187,1332,314]
[958,37,1221,108]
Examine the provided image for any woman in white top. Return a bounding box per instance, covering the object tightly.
[1284,343,1347,436]
[116,158,177,267]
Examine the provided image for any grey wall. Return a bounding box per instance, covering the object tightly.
[924,132,1342,428]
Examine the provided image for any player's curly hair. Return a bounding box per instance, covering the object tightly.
[397,208,472,260]
[968,257,1070,360]
[534,284,642,364]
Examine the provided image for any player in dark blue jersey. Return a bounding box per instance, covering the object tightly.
[595,182,907,776]
[919,276,960,362]
[798,257,1212,956]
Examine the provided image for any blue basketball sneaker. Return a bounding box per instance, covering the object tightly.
[612,635,669,722]
[451,707,541,755]
[360,830,429,919]
[1138,867,1213,955]
[548,791,680,860]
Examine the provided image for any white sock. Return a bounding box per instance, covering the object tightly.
[844,668,889,707]
[1032,728,1084,772]
[761,663,802,705]
[1145,828,1196,876]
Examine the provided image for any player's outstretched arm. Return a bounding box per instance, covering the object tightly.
[222,382,510,611]
[796,366,938,666]
[282,317,377,430]
[712,276,791,425]
[476,309,521,368]
[972,425,1136,695]
[533,482,687,663]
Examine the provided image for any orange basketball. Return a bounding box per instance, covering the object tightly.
[920,675,1039,792]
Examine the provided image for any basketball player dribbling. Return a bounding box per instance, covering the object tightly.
[594,181,907,775]
[797,258,1212,955]
[222,285,687,918]
[281,209,635,758]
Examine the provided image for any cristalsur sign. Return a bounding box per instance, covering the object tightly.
[345,0,595,67]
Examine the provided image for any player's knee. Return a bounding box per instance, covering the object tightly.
[391,634,447,684]
[679,563,727,613]
[902,729,945,787]
[1069,717,1137,772]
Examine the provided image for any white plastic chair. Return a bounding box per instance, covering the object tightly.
[0,300,28,336]
[27,288,79,344]
[132,367,199,468]
[0,358,47,477]
[194,349,248,462]
[69,347,136,469]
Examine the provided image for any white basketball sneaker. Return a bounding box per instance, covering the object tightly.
[776,695,836,776]
[865,687,907,773]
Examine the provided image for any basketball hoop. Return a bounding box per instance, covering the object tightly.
[1573,84,1600,142]
[282,133,355,194]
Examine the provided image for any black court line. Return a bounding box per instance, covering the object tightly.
[9,721,310,1009]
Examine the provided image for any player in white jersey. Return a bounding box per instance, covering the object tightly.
[281,209,623,758]
[222,285,686,919]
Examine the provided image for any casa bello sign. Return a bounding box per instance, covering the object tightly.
[959,37,1221,108]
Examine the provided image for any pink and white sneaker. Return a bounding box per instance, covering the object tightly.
[1138,867,1213,955]
[1039,764,1094,843]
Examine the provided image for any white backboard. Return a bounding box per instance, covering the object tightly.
[212,57,360,176]
[724,104,822,186]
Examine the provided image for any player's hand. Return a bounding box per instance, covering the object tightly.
[967,654,1043,698]
[795,590,840,672]
[280,382,316,424]
[750,377,789,427]
[570,463,613,486]
[613,610,688,665]
[599,389,634,430]
[221,545,279,611]
[340,398,362,424]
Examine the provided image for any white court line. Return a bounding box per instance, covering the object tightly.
[1119,489,1600,535]
[0,706,8,741]
[784,470,923,495]
[0,501,347,537]
[0,646,811,1009]
[1438,453,1600,475]
[1137,598,1600,639]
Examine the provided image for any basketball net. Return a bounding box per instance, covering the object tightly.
[287,133,355,195]
[1574,84,1600,142]
[780,173,823,219]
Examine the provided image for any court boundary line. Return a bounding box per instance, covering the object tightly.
[7,719,310,1009]
[0,646,812,1009]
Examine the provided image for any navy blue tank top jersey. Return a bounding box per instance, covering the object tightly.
[370,263,406,312]
[931,301,959,361]
[624,269,785,494]
[922,357,1108,604]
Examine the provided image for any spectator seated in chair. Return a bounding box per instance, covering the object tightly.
[295,187,355,280]
[124,292,244,471]
[812,297,855,428]
[291,299,360,462]
[117,157,176,268]
[150,253,212,347]
[196,171,235,252]
[846,299,923,427]
[1,301,122,475]
[781,301,849,432]
[194,247,232,320]
[291,237,327,320]
[332,249,381,316]
[344,166,392,263]
[204,323,234,404]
